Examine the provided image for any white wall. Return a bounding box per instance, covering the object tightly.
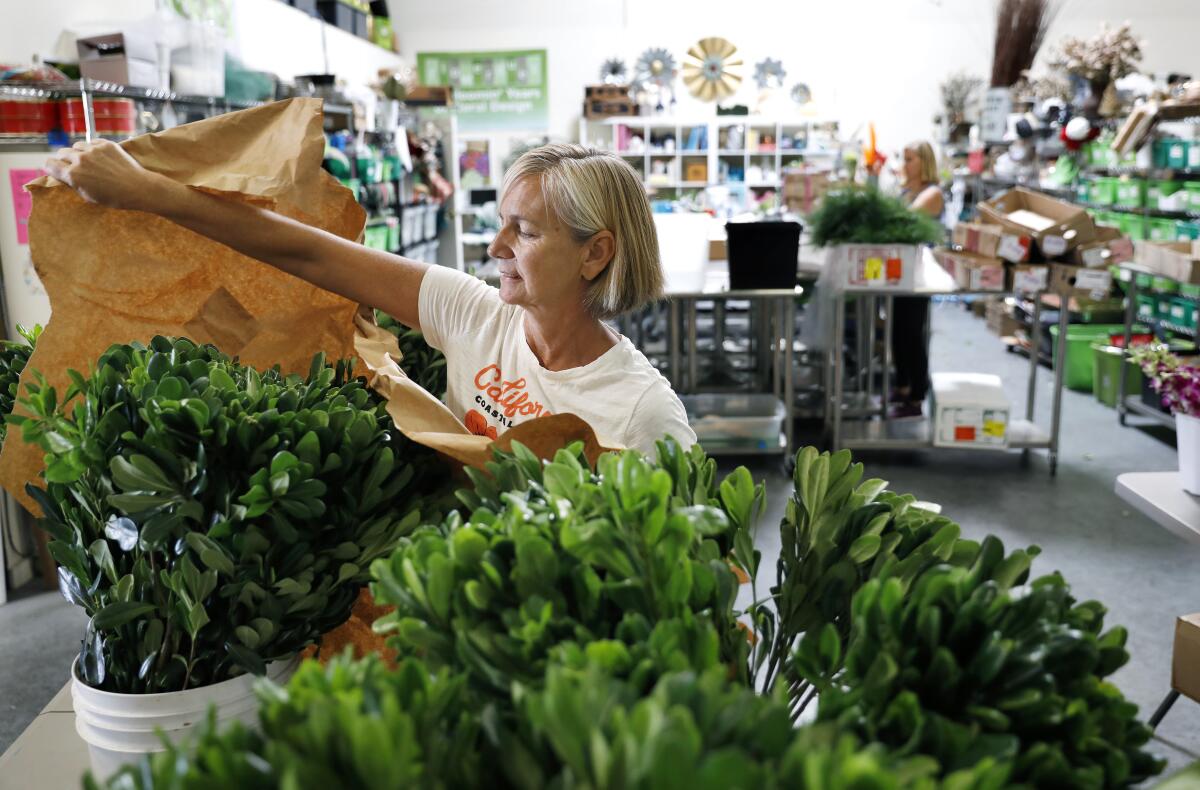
[4,0,402,89]
[391,0,1200,155]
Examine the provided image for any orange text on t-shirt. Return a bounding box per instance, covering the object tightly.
[474,364,552,419]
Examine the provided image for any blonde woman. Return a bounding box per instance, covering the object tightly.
[45,140,695,454]
[890,140,944,418]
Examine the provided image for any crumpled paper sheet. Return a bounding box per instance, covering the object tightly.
[0,98,365,514]
[352,309,618,470]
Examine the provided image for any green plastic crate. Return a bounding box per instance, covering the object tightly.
[1120,213,1147,240]
[1182,283,1200,299]
[1135,272,1154,289]
[1050,323,1148,392]
[1170,296,1197,331]
[363,223,389,250]
[1188,183,1200,213]
[1150,218,1178,242]
[1159,139,1191,169]
[1075,180,1091,204]
[1091,344,1143,408]
[1135,293,1157,321]
[1152,276,1179,293]
[1090,177,1118,206]
[1178,221,1200,241]
[1115,178,1147,207]
[1151,179,1184,207]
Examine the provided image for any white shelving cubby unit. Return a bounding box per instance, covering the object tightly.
[578,116,841,212]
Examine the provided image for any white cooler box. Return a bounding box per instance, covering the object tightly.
[682,393,785,451]
[930,372,1010,449]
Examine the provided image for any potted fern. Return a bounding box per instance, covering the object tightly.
[13,336,441,778]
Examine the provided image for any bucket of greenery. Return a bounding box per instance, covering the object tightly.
[808,185,945,291]
[11,335,440,779]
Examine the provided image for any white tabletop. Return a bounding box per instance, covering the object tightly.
[1114,472,1200,546]
[0,683,89,789]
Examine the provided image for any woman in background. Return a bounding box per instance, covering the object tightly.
[889,141,944,418]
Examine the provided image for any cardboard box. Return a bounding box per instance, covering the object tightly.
[76,32,159,89]
[930,372,1010,449]
[1172,613,1200,702]
[1136,240,1200,283]
[1049,263,1113,298]
[1011,263,1050,294]
[953,221,1031,263]
[585,84,632,100]
[584,98,639,119]
[783,168,831,214]
[1072,225,1135,268]
[986,300,1022,336]
[936,248,1006,292]
[829,243,919,291]
[977,187,1097,254]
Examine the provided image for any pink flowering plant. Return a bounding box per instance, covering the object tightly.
[1132,346,1200,416]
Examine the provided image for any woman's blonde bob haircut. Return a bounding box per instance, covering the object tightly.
[905,140,940,185]
[501,143,663,320]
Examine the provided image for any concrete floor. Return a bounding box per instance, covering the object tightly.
[2,301,1198,781]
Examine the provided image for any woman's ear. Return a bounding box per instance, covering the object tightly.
[581,230,616,281]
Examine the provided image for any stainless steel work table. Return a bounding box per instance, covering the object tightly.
[664,260,809,457]
[826,253,1069,475]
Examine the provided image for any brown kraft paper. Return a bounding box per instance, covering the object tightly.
[0,98,365,513]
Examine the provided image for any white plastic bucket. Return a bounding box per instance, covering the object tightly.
[1177,413,1200,494]
[71,655,299,780]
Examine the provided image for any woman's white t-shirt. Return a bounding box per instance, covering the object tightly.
[417,265,696,456]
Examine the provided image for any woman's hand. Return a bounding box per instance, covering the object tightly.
[44,139,162,212]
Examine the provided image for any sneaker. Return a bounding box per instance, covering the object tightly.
[888,401,923,419]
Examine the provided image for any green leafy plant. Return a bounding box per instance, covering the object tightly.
[14,336,441,693]
[800,557,1165,787]
[750,448,1040,721]
[372,440,761,700]
[808,186,944,247]
[0,323,40,444]
[92,651,1013,790]
[505,661,1012,790]
[88,652,482,790]
[376,310,447,399]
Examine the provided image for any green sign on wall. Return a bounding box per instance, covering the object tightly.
[416,49,548,131]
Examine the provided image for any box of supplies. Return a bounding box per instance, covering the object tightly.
[977,187,1096,255]
[952,221,1031,263]
[930,372,1010,449]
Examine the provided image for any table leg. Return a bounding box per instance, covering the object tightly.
[771,298,782,402]
[1118,277,1137,427]
[882,295,893,423]
[785,295,796,457]
[1049,302,1069,477]
[687,298,698,393]
[1026,296,1041,423]
[714,301,727,379]
[832,294,846,451]
[865,295,876,414]
[669,299,681,390]
[1148,690,1180,729]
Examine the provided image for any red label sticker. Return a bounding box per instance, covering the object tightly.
[886,257,902,282]
[954,426,976,441]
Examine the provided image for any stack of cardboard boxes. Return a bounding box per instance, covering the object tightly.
[936,187,1134,301]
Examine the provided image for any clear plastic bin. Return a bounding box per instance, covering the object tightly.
[681,393,785,449]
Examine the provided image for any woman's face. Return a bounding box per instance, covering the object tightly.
[903,148,922,184]
[488,176,611,312]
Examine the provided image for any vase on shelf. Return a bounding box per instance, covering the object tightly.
[1176,412,1200,494]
